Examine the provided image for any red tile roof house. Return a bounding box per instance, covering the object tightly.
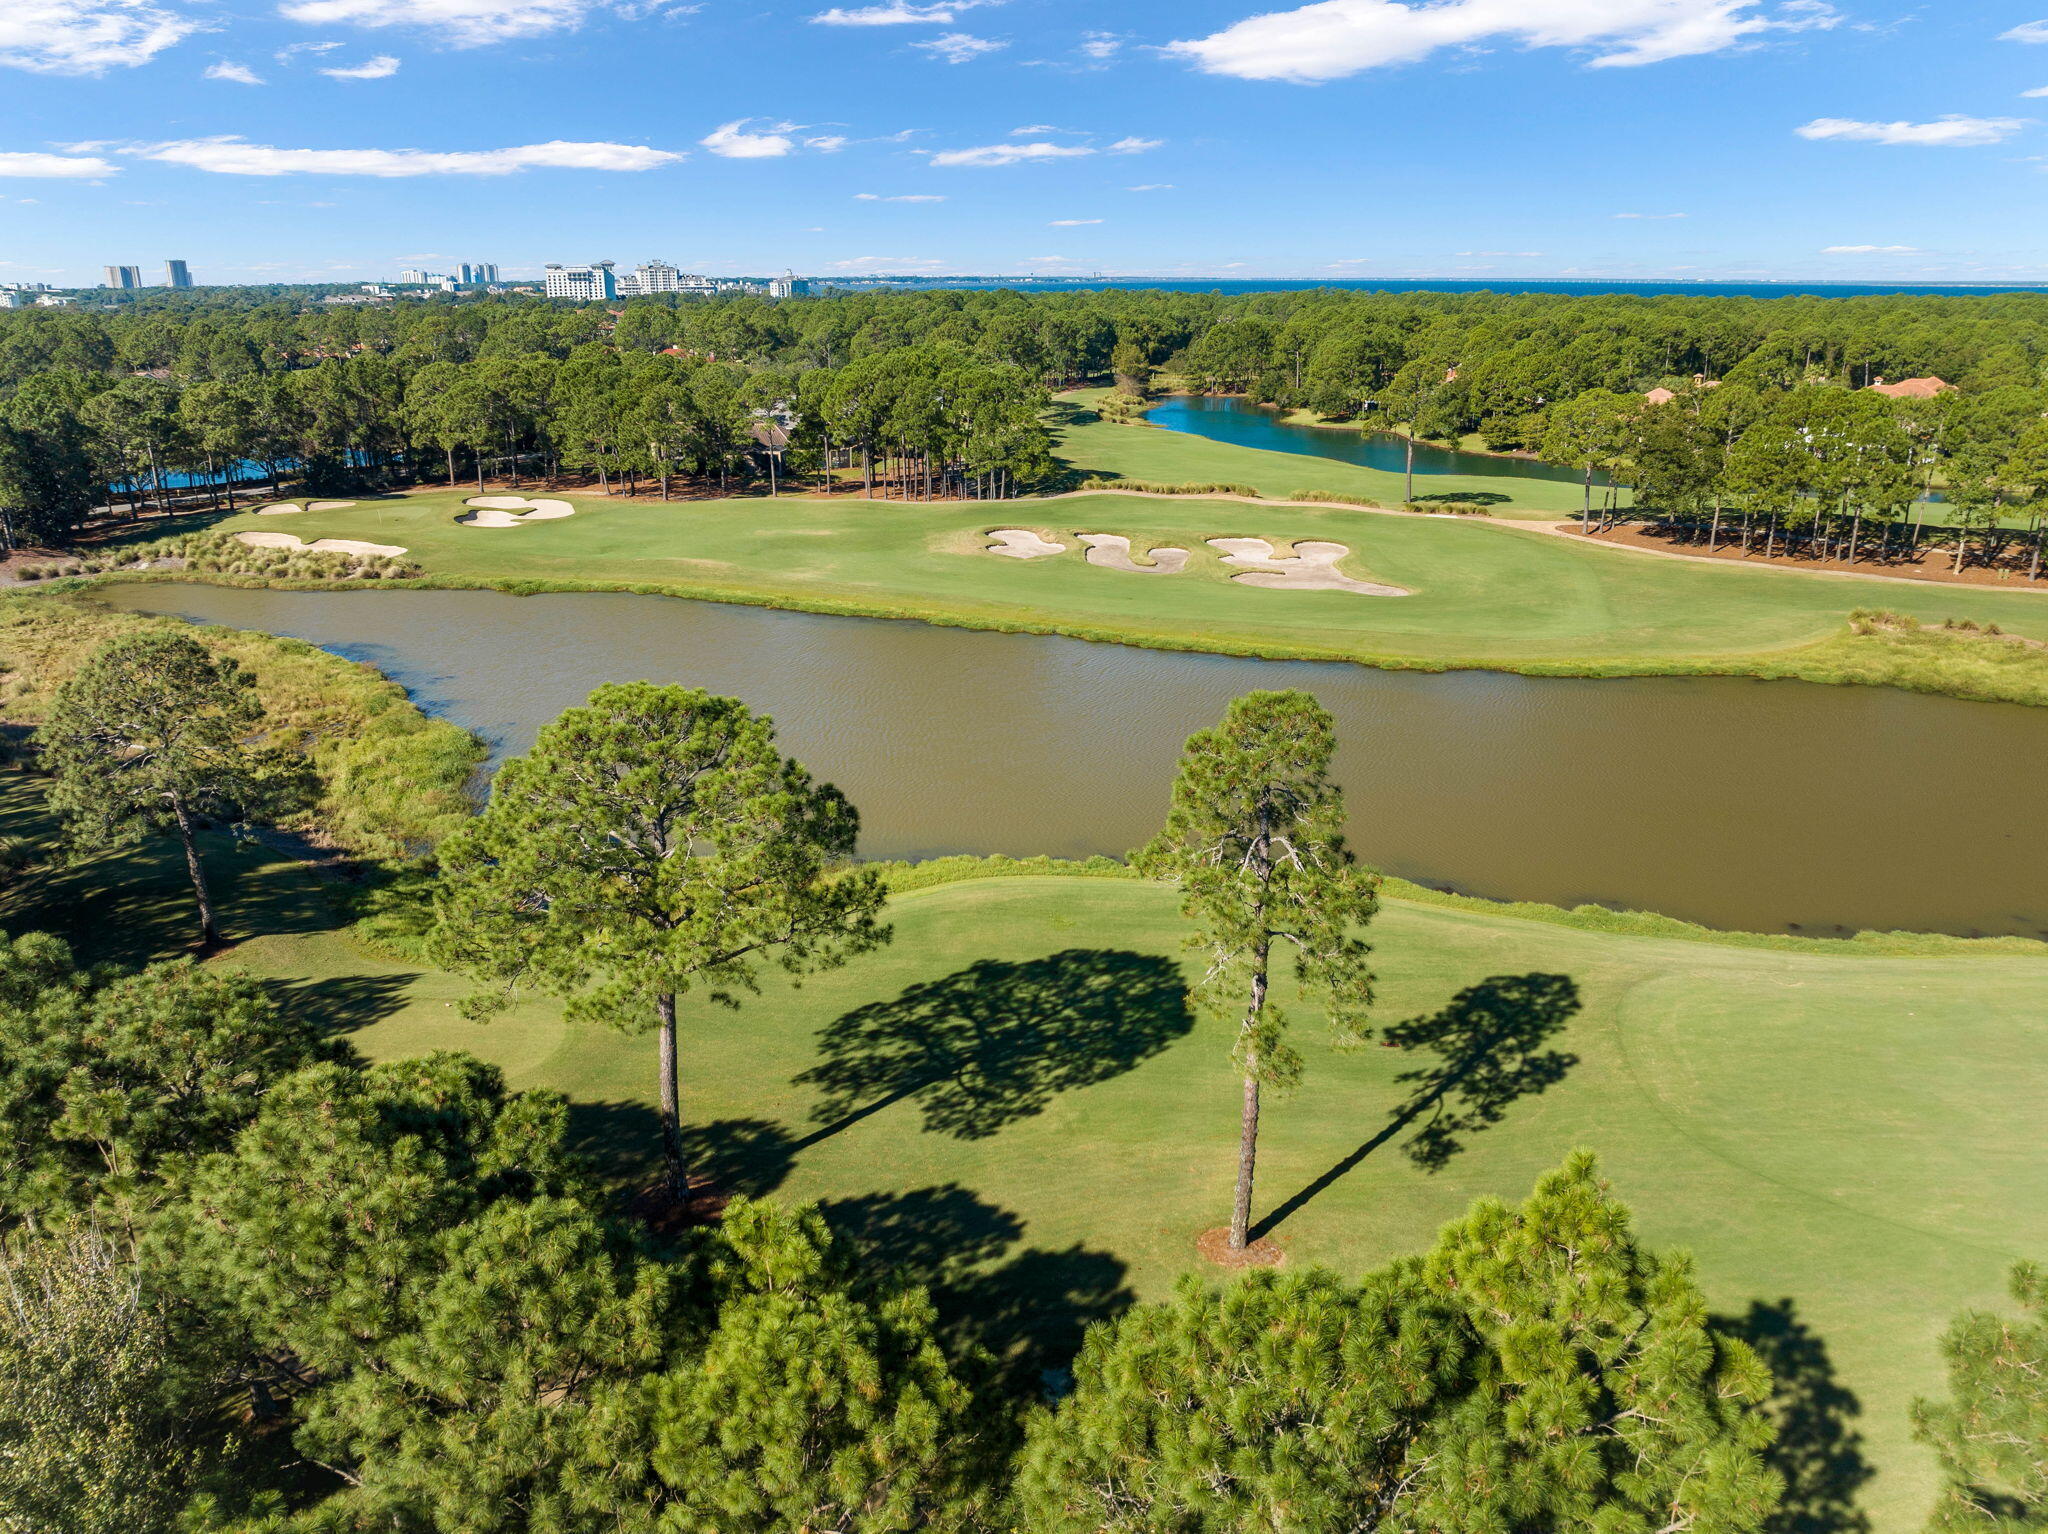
[1865,376,1957,399]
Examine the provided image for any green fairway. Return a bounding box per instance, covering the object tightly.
[11,781,2039,1533]
[148,473,2048,704]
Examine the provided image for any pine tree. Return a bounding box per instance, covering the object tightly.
[1134,690,1377,1255]
[645,1198,992,1532]
[1913,1261,2048,1530]
[1426,1152,1783,1532]
[34,631,315,947]
[428,683,889,1203]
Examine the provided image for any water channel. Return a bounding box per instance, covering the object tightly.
[1145,395,1593,485]
[85,582,2048,938]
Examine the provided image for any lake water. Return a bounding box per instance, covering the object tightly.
[85,582,2048,938]
[1145,396,1591,486]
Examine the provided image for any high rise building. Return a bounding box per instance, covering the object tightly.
[164,259,192,289]
[768,272,807,298]
[103,265,141,289]
[631,259,683,293]
[542,261,617,301]
[475,262,499,283]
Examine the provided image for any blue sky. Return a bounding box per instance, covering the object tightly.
[3,0,2048,287]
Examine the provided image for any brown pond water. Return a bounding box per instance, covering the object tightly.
[86,583,2048,937]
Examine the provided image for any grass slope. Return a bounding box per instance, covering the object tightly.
[8,790,2039,1533]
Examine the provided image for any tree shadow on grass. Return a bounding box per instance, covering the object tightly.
[1720,1298,1874,1534]
[265,972,418,1042]
[794,949,1192,1144]
[1252,972,1581,1241]
[820,1182,1133,1395]
[566,1104,801,1201]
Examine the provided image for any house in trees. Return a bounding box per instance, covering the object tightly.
[1866,376,1956,399]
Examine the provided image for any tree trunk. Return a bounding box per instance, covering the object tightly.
[656,991,687,1203]
[1229,1063,1261,1252]
[446,447,456,487]
[170,797,219,947]
[1404,432,1415,505]
[1581,465,1593,531]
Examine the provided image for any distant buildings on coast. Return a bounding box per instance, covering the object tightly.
[543,260,809,300]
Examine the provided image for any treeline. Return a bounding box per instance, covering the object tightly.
[12,283,2048,557]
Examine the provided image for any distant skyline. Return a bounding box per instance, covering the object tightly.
[5,2,2048,287]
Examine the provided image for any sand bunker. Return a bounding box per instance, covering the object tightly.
[256,500,358,515]
[1078,533,1190,575]
[986,528,1066,559]
[1207,537,1408,596]
[459,495,576,528]
[235,530,407,558]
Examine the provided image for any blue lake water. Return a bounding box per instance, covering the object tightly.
[1145,395,1590,486]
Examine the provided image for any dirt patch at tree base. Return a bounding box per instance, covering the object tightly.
[627,1174,731,1235]
[1196,1226,1286,1269]
[1563,523,2048,591]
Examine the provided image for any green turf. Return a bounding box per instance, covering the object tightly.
[10,782,2039,1533]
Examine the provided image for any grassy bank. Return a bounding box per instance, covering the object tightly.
[4,798,2039,1534]
[0,593,484,859]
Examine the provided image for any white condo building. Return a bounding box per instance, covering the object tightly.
[544,261,617,300]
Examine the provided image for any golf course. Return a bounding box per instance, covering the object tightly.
[81,398,2048,708]
[7,751,2041,1533]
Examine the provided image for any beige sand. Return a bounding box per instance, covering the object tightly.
[1208,537,1408,596]
[235,530,407,558]
[459,495,577,527]
[255,499,358,515]
[1078,533,1190,574]
[985,528,1067,559]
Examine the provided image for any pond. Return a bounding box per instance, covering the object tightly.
[85,582,2048,938]
[1145,395,1594,486]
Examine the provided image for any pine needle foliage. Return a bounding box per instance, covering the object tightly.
[427,683,890,1200]
[33,630,315,944]
[1133,689,1378,1251]
[1913,1261,2048,1531]
[1019,1154,1784,1534]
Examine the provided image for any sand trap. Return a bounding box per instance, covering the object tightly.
[255,500,358,515]
[1078,533,1190,574]
[986,528,1066,559]
[235,530,407,558]
[459,495,576,527]
[1207,537,1408,596]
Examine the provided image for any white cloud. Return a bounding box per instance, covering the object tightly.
[930,139,1094,166]
[1011,122,1070,134]
[2001,19,2048,42]
[854,191,946,200]
[1613,210,1687,218]
[2024,85,2048,97]
[319,51,398,75]
[701,118,798,157]
[0,150,120,177]
[1166,0,1839,84]
[277,0,615,47]
[1106,135,1161,153]
[811,0,985,22]
[275,38,342,57]
[206,59,265,82]
[1078,29,1119,58]
[805,133,848,151]
[1457,249,1542,255]
[1796,115,2024,146]
[1049,217,1102,225]
[914,30,1002,60]
[136,136,684,175]
[1126,181,1172,190]
[0,0,206,74]
[1822,243,1920,252]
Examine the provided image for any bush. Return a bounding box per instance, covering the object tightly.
[1289,490,1386,510]
[1402,500,1494,516]
[1078,478,1262,497]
